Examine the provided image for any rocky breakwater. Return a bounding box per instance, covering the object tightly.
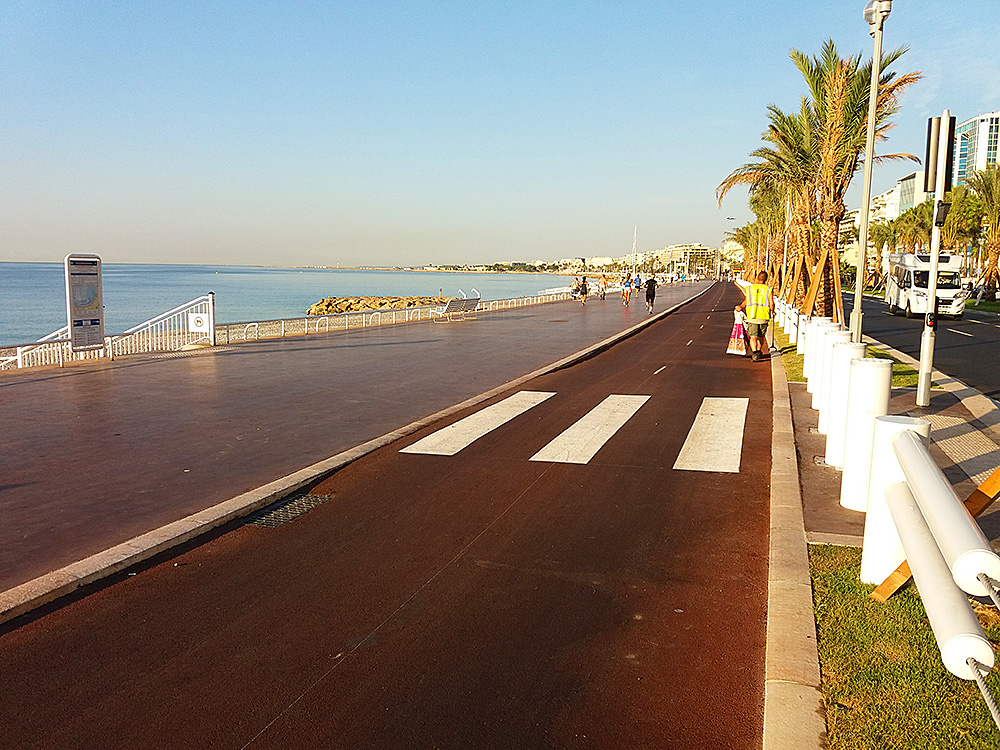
[306,296,448,316]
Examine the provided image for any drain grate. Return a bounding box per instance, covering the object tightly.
[244,494,332,527]
[148,346,236,359]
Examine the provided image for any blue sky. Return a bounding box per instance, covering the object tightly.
[2,1,998,267]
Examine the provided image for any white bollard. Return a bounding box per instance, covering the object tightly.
[860,416,930,584]
[795,313,809,355]
[885,481,995,679]
[816,330,852,427]
[840,358,893,511]
[804,317,834,388]
[789,307,799,345]
[806,321,838,396]
[892,429,1000,596]
[824,342,867,467]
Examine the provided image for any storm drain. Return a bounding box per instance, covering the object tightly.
[244,494,332,527]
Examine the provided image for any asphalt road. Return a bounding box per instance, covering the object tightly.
[0,282,772,749]
[845,294,1000,400]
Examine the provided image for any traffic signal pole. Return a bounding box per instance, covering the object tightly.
[916,110,954,407]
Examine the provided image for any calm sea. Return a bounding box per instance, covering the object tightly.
[0,263,568,347]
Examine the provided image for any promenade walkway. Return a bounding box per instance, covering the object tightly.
[1,281,712,596]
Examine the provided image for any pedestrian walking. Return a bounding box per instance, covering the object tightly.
[734,271,775,362]
[580,276,588,305]
[645,275,657,313]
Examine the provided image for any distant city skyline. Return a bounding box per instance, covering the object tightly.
[3,1,998,268]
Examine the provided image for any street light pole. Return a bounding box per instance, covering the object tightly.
[850,0,891,343]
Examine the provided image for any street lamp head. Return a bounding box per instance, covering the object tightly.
[863,0,890,28]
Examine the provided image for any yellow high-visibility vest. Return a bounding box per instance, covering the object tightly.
[746,284,771,321]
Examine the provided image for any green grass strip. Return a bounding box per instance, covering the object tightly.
[811,545,1000,749]
[772,327,928,388]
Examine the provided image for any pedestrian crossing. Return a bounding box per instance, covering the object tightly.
[400,391,555,456]
[400,390,751,472]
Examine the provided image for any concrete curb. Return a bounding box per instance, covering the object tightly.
[862,335,1000,440]
[0,283,715,627]
[763,349,827,749]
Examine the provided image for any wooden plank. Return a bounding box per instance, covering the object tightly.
[870,464,1000,602]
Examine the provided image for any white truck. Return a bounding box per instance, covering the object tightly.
[883,252,966,319]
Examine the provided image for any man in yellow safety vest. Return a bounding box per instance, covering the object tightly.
[734,271,775,362]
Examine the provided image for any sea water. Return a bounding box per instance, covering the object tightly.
[0,263,568,347]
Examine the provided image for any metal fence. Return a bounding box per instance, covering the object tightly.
[1,291,571,371]
[1,295,215,371]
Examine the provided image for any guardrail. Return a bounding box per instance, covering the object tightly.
[1,291,572,370]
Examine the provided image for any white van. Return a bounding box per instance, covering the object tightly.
[883,252,966,319]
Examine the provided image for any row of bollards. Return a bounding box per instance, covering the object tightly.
[773,296,1000,722]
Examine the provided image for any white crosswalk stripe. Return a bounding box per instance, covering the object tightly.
[400,391,556,456]
[529,394,650,465]
[672,397,749,473]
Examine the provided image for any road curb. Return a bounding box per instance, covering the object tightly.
[763,349,827,749]
[862,335,1000,440]
[0,283,715,627]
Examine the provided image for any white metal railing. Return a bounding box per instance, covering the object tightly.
[1,291,573,371]
[212,291,572,344]
[1,295,215,371]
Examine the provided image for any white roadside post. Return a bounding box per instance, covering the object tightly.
[916,110,956,406]
[840,358,893,511]
[824,342,868,467]
[808,322,840,404]
[817,331,853,434]
[804,318,834,392]
[860,416,930,583]
[795,313,808,354]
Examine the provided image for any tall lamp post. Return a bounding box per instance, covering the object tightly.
[850,0,891,343]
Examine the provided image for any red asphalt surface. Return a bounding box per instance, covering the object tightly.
[0,283,772,749]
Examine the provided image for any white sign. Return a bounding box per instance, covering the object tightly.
[64,254,105,352]
[188,312,211,333]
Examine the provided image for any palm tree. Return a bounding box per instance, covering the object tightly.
[789,40,921,318]
[965,164,1000,298]
[717,101,817,302]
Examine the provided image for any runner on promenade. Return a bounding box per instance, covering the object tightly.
[645,275,657,314]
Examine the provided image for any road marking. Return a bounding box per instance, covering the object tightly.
[401,391,555,456]
[971,319,986,325]
[530,394,650,464]
[673,397,749,473]
[946,328,973,337]
[654,366,666,375]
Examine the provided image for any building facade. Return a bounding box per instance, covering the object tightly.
[953,111,1000,186]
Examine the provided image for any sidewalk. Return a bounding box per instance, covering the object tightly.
[767,328,1000,749]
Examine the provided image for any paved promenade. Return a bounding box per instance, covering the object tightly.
[0,281,712,595]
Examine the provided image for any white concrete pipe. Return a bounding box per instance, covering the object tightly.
[885,481,995,680]
[795,313,808,355]
[824,342,867,468]
[805,319,836,393]
[892,429,1000,596]
[840,358,893,512]
[816,329,852,421]
[860,416,930,584]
